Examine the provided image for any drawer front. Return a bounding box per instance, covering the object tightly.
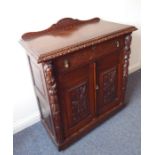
[54,36,124,73]
[54,47,92,73]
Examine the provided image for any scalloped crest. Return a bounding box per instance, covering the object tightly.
[22,17,100,40]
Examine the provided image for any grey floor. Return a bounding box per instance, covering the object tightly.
[13,70,141,155]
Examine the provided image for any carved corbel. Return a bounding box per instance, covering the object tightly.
[43,62,63,144]
[122,34,132,101]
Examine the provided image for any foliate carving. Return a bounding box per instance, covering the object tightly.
[43,62,63,144]
[103,67,117,104]
[122,34,132,100]
[70,83,89,125]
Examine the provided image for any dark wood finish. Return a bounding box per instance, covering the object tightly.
[20,17,137,150]
[96,53,120,115]
[20,18,136,62]
[57,64,95,137]
[42,62,63,144]
[22,17,100,40]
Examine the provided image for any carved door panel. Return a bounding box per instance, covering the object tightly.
[58,64,95,137]
[96,51,122,115]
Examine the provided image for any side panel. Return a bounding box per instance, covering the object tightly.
[27,56,55,137]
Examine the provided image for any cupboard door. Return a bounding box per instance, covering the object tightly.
[57,64,95,137]
[96,51,122,115]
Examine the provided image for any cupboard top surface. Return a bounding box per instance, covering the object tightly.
[20,17,137,63]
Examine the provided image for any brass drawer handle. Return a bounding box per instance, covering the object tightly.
[115,41,120,47]
[64,59,69,68]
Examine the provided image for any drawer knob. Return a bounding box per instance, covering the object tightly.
[64,59,69,68]
[116,41,120,47]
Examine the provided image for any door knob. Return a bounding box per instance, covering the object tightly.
[115,41,120,47]
[96,85,99,90]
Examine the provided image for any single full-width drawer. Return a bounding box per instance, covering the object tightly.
[53,36,124,73]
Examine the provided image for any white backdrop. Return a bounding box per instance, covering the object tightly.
[3,0,140,134]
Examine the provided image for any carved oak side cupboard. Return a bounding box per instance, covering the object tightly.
[20,17,137,150]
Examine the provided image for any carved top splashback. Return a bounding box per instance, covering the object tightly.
[22,18,100,40]
[20,17,137,63]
